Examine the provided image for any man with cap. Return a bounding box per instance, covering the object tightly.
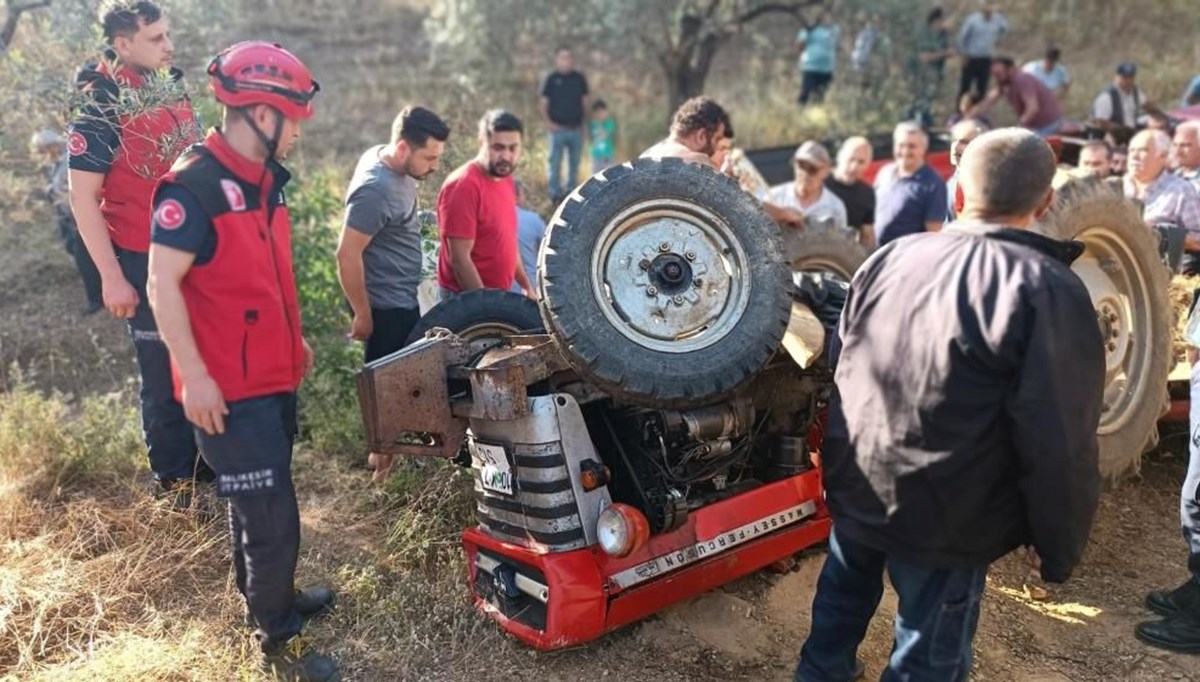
[146,41,338,681]
[1091,62,1163,135]
[795,127,1104,682]
[767,141,848,234]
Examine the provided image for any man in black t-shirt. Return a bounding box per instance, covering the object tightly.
[825,136,877,249]
[539,46,589,204]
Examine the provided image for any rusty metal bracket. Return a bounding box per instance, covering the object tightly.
[355,335,470,457]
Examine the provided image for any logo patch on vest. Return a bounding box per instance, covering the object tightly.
[155,199,186,230]
[221,179,247,212]
[68,131,88,156]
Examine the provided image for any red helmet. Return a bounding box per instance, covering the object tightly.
[207,42,319,121]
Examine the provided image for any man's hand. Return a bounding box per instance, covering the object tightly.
[778,207,806,229]
[302,337,315,378]
[368,452,397,483]
[523,286,537,300]
[102,274,139,319]
[182,373,229,436]
[349,311,373,342]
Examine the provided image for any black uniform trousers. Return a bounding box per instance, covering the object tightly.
[115,246,213,486]
[195,391,304,651]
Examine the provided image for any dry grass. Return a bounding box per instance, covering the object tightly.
[0,380,510,681]
[0,384,248,680]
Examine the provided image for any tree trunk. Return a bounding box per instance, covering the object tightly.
[663,27,723,116]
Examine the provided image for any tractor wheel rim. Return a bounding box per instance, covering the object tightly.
[590,198,751,354]
[793,255,855,281]
[1070,225,1153,435]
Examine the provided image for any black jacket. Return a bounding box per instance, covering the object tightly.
[823,222,1105,583]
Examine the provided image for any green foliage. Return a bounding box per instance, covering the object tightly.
[0,372,143,490]
[286,169,365,459]
[0,0,233,168]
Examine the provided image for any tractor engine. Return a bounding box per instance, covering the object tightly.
[590,385,822,535]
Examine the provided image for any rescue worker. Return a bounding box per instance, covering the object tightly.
[67,0,211,496]
[31,129,103,315]
[146,41,338,681]
[795,128,1105,681]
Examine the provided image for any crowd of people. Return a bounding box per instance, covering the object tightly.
[24,0,1200,680]
[796,2,1200,138]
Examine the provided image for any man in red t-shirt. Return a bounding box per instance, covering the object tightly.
[436,109,534,298]
[969,57,1063,137]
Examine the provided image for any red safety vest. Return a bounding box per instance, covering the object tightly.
[154,131,304,403]
[83,60,200,253]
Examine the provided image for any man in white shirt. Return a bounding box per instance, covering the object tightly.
[956,2,1009,99]
[1022,46,1070,99]
[766,141,848,234]
[1091,62,1162,134]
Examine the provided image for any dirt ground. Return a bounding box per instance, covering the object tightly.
[293,451,1199,682]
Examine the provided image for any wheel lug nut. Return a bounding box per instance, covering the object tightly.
[685,251,696,260]
[693,278,703,288]
[672,295,684,304]
[659,242,670,252]
[646,286,658,296]
[639,259,651,271]
[1107,342,1116,351]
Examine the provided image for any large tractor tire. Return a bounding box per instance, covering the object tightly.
[784,230,870,282]
[405,289,544,345]
[1034,187,1172,478]
[539,158,793,408]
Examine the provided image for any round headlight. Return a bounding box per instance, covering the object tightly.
[596,503,649,557]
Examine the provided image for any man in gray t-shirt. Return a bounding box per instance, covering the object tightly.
[337,106,450,363]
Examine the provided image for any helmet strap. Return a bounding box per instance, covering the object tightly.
[235,105,285,161]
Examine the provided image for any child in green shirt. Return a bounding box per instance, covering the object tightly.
[588,99,618,172]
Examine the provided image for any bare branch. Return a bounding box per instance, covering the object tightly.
[734,0,821,26]
[0,0,52,52]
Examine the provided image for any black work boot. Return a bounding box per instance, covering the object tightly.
[1135,613,1200,654]
[245,588,337,628]
[261,637,340,682]
[1146,577,1200,617]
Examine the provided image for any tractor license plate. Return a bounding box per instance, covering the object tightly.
[472,441,514,496]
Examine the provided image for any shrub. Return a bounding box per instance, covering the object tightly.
[287,169,366,460]
[0,372,143,494]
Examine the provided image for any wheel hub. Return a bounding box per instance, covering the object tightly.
[590,199,751,354]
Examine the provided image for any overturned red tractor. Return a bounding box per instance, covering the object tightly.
[357,159,1170,650]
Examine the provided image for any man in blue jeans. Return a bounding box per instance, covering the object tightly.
[796,129,1105,681]
[539,46,588,204]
